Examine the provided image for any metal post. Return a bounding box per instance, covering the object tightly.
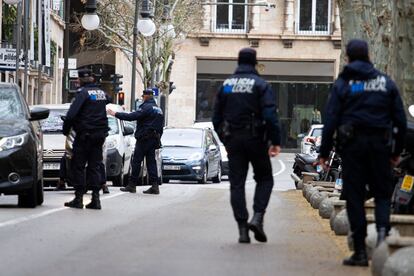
[15,2,22,85]
[130,0,140,111]
[62,0,70,103]
[23,0,29,101]
[37,0,43,104]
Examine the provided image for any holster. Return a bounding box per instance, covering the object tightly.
[217,121,231,144]
[336,124,354,152]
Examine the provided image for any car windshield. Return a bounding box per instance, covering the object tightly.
[162,129,203,148]
[0,87,24,119]
[40,109,67,133]
[108,116,119,135]
[311,128,323,137]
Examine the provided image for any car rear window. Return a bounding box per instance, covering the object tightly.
[311,128,323,137]
[40,109,67,133]
[162,129,203,148]
[0,88,24,119]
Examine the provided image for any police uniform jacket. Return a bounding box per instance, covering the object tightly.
[63,84,110,136]
[115,98,164,139]
[212,64,281,145]
[320,60,407,158]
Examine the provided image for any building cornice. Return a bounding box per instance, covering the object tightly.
[191,32,341,42]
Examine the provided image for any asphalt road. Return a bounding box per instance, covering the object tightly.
[0,153,369,276]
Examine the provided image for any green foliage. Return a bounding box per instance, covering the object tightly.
[2,4,17,43]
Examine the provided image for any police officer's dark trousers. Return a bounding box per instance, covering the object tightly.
[71,131,106,192]
[341,130,393,252]
[226,133,274,223]
[130,138,158,185]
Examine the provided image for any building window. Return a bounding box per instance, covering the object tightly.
[214,0,247,33]
[297,0,331,35]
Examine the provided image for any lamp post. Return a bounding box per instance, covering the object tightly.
[130,0,156,110]
[81,0,100,31]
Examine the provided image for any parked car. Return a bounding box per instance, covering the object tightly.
[161,127,222,184]
[104,104,134,186]
[0,83,49,207]
[192,121,229,175]
[34,104,71,186]
[299,124,323,154]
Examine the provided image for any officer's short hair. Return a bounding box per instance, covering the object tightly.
[346,39,370,63]
[142,89,154,96]
[78,68,95,84]
[238,48,257,66]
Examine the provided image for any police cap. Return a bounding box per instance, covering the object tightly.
[142,89,154,96]
[346,39,370,62]
[238,48,257,66]
[78,68,93,78]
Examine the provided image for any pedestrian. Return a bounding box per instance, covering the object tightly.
[212,48,281,244]
[62,68,111,210]
[107,89,164,195]
[319,39,407,266]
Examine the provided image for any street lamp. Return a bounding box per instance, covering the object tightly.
[81,0,100,31]
[137,18,156,37]
[3,0,21,4]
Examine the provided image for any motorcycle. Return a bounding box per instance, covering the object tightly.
[392,106,414,214]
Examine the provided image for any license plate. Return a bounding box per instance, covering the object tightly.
[43,162,60,170]
[401,175,414,192]
[163,165,181,170]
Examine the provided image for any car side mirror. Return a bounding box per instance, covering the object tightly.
[409,105,414,118]
[30,107,49,121]
[123,125,134,136]
[208,144,217,152]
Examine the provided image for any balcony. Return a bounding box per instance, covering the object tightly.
[212,23,247,34]
[296,24,330,36]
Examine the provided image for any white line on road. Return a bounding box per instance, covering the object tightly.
[246,159,286,183]
[0,192,125,229]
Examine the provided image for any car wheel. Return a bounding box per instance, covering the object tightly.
[212,163,221,183]
[198,165,208,184]
[18,179,38,208]
[36,179,44,205]
[112,162,124,187]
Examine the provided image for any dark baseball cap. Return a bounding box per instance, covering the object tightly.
[238,48,257,65]
[142,89,154,95]
[78,68,93,78]
[346,39,370,62]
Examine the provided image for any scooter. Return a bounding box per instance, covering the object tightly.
[392,109,414,214]
[291,139,321,188]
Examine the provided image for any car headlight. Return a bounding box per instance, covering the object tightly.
[0,133,28,151]
[106,138,118,150]
[188,152,203,161]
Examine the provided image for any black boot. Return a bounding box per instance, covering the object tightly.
[238,222,250,243]
[102,184,110,194]
[143,183,159,195]
[86,190,101,210]
[120,184,136,193]
[248,212,267,242]
[376,227,388,247]
[64,189,84,209]
[343,250,369,266]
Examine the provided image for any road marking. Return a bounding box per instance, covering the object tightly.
[273,160,286,176]
[0,192,125,229]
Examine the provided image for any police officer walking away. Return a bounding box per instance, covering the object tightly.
[212,48,281,243]
[107,89,164,195]
[62,69,111,210]
[319,39,407,266]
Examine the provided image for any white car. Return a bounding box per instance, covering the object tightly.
[300,124,323,154]
[192,121,229,175]
[105,104,134,186]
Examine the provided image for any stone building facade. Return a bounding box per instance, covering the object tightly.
[168,0,342,148]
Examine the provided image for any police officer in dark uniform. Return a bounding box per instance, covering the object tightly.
[319,39,407,266]
[62,69,111,210]
[107,89,164,195]
[212,48,281,243]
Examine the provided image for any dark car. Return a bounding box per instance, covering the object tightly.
[0,83,49,207]
[161,128,222,184]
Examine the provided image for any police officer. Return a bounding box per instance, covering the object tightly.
[62,69,111,210]
[212,48,281,243]
[319,39,407,266]
[107,89,164,195]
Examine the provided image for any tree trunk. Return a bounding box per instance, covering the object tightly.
[337,0,413,107]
